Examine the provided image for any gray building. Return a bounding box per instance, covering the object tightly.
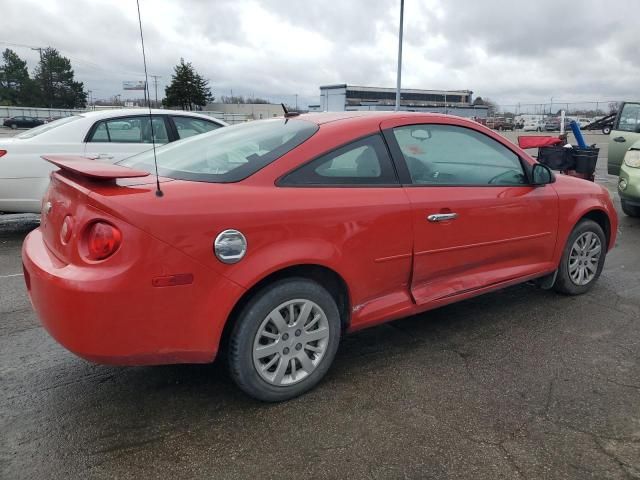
[313,84,488,119]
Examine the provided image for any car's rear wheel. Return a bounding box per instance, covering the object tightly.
[228,278,341,402]
[553,219,606,295]
[602,126,611,135]
[621,199,640,217]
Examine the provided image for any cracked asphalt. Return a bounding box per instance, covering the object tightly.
[1,132,639,479]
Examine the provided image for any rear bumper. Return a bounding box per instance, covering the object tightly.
[22,228,245,365]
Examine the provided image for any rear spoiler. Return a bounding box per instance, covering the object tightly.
[42,155,150,180]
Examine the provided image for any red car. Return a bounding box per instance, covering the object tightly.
[22,112,617,402]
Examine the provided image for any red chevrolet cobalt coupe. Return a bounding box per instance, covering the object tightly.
[23,112,617,401]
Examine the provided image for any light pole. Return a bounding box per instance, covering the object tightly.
[550,97,554,115]
[395,0,404,112]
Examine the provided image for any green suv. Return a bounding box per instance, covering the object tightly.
[608,102,640,217]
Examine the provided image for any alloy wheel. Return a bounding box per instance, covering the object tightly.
[568,231,602,286]
[252,299,330,386]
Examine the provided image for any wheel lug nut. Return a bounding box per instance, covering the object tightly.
[295,329,301,337]
[283,347,290,355]
[282,333,289,340]
[295,343,302,350]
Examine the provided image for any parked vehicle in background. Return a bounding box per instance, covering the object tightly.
[522,119,545,132]
[3,116,44,129]
[608,101,640,216]
[485,117,514,131]
[0,109,227,213]
[577,118,592,128]
[22,111,618,402]
[544,117,571,132]
[608,102,640,176]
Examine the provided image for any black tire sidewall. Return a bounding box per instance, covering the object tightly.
[554,219,607,295]
[228,278,341,402]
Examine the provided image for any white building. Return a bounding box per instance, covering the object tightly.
[315,84,488,118]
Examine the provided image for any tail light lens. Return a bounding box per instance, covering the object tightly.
[86,221,122,260]
[0,150,7,158]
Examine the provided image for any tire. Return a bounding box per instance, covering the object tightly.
[621,199,640,217]
[602,126,611,135]
[553,219,607,295]
[10,123,17,129]
[497,126,503,131]
[228,278,341,402]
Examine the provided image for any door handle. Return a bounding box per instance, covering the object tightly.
[95,153,114,160]
[427,213,458,222]
[613,136,626,143]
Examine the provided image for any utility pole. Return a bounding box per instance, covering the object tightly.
[149,74,161,106]
[295,94,298,110]
[395,0,404,112]
[31,47,51,107]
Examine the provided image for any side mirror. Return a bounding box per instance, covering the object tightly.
[532,163,554,186]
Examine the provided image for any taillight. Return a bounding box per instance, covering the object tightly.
[60,215,74,244]
[86,222,122,260]
[0,150,7,158]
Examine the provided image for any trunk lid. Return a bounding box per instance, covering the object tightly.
[39,155,155,264]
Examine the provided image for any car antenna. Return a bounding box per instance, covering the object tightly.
[136,0,163,197]
[282,102,300,118]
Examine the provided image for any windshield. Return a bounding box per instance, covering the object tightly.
[16,115,83,139]
[118,118,318,182]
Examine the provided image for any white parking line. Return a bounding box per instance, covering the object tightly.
[0,273,24,278]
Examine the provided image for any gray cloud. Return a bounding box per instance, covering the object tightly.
[1,0,639,108]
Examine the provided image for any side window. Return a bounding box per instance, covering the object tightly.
[90,122,109,142]
[617,103,640,133]
[88,116,169,144]
[392,124,526,186]
[171,116,221,139]
[281,135,398,186]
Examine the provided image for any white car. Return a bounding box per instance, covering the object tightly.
[0,109,227,213]
[522,119,545,132]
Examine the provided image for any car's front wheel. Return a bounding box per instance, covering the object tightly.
[9,123,17,129]
[228,278,341,402]
[621,199,640,217]
[553,219,606,295]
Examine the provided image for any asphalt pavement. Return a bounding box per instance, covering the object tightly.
[1,131,639,479]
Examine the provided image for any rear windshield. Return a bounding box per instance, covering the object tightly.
[16,115,83,139]
[118,118,318,182]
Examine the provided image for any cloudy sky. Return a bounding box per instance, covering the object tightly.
[2,0,639,109]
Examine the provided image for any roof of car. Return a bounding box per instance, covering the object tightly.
[79,108,226,123]
[299,111,450,125]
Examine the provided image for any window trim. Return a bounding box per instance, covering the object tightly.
[84,114,173,144]
[382,123,534,187]
[277,133,401,188]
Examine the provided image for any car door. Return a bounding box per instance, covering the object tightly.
[84,115,171,162]
[278,133,414,326]
[381,119,558,305]
[608,102,640,175]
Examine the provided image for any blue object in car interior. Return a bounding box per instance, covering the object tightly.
[570,120,588,148]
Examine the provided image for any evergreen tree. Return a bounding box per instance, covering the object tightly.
[163,58,212,110]
[33,47,86,108]
[0,49,37,106]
